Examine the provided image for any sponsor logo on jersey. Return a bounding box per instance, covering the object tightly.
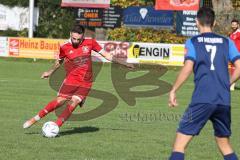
[82,46,90,53]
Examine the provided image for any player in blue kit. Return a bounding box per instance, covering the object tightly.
[168,7,240,160]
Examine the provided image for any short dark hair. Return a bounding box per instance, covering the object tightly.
[71,24,85,34]
[197,7,215,27]
[231,19,239,24]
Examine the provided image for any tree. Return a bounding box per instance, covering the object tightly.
[35,0,75,38]
[212,0,234,34]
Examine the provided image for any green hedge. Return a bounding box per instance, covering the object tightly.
[107,27,187,43]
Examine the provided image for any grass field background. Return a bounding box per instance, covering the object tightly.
[0,58,240,160]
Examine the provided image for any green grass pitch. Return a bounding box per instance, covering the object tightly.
[0,58,239,160]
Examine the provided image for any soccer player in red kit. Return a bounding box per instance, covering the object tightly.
[23,24,133,129]
[229,19,240,90]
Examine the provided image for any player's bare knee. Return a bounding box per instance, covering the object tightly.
[56,97,67,105]
[69,95,82,106]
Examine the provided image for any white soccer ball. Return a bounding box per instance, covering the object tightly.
[42,121,59,138]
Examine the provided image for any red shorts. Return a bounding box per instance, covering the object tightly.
[58,78,92,100]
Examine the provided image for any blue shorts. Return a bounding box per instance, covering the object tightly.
[177,103,231,137]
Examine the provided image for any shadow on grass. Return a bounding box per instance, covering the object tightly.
[24,126,136,137]
[234,86,240,90]
[100,127,136,132]
[60,126,99,136]
[24,126,99,136]
[24,131,40,135]
[60,126,136,136]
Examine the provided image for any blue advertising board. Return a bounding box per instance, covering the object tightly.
[123,6,173,28]
[176,10,199,36]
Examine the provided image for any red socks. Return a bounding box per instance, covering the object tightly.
[55,104,76,127]
[38,99,77,127]
[38,100,60,118]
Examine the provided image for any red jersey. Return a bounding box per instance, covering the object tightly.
[230,29,240,52]
[59,38,102,84]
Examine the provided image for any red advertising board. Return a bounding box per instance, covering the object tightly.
[61,0,110,8]
[9,38,19,56]
[155,0,200,11]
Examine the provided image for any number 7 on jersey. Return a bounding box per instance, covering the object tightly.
[205,45,217,71]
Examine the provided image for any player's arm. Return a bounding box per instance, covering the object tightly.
[169,39,195,107]
[41,59,63,79]
[99,51,134,69]
[41,47,65,79]
[228,38,240,84]
[230,59,240,84]
[168,60,193,107]
[92,39,134,69]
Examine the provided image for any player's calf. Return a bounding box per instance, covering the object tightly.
[55,95,82,127]
[215,137,238,160]
[23,98,66,129]
[168,132,193,160]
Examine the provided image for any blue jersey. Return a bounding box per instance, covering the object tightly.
[185,32,240,105]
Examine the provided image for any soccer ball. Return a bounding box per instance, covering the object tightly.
[42,121,59,138]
